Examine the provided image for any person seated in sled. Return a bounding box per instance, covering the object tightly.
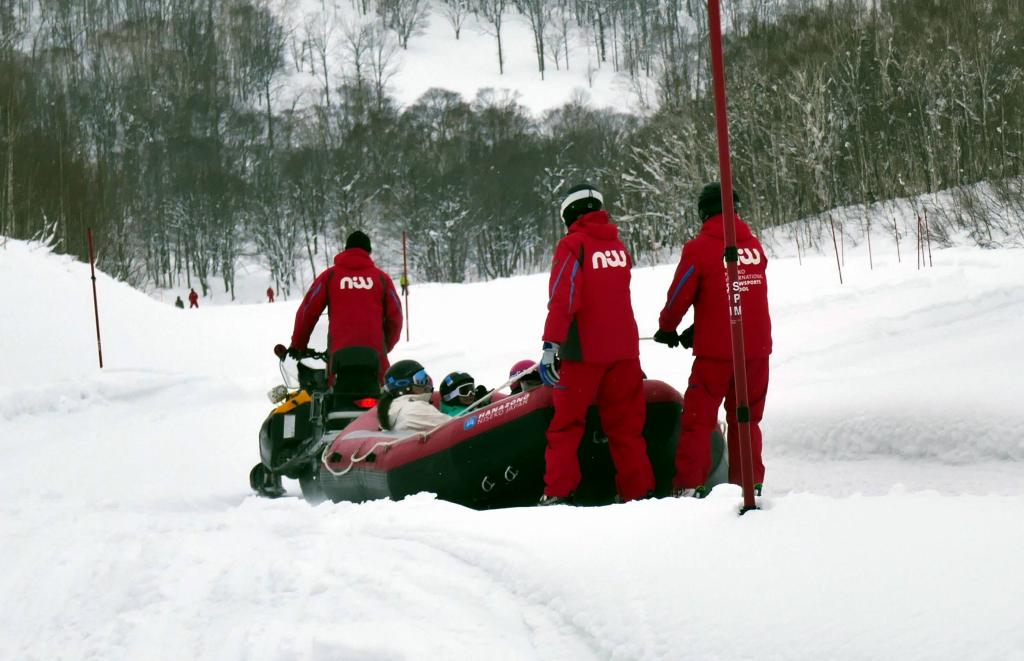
[508,359,543,394]
[377,360,452,432]
[439,371,490,415]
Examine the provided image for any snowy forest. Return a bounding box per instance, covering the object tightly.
[2,0,1023,295]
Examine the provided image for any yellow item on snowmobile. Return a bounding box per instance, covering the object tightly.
[274,390,311,414]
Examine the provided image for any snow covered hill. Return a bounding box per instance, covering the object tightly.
[277,0,648,116]
[2,237,1023,660]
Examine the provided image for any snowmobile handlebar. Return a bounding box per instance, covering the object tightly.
[273,343,329,362]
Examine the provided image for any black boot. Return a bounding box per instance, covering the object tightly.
[537,493,572,506]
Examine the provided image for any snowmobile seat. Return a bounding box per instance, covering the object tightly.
[296,362,328,392]
[331,345,380,408]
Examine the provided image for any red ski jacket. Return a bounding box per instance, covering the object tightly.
[658,213,772,359]
[291,248,403,374]
[543,210,640,363]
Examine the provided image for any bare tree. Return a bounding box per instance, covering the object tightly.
[340,18,373,88]
[365,22,400,112]
[440,0,471,39]
[304,13,339,107]
[521,0,549,79]
[379,0,430,49]
[546,1,573,71]
[477,0,508,75]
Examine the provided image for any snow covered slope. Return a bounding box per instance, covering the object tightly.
[2,237,1023,660]
[277,0,647,116]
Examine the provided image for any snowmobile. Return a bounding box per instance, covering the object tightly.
[249,344,381,501]
[251,346,727,506]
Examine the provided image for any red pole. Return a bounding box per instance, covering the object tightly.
[828,213,843,285]
[916,215,923,270]
[402,230,410,342]
[87,228,104,368]
[707,0,756,513]
[924,208,933,267]
[839,217,845,267]
[892,207,901,263]
[865,212,874,270]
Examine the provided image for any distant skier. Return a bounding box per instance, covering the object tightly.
[536,183,656,506]
[266,287,275,303]
[174,296,185,309]
[654,182,773,497]
[188,288,199,309]
[288,231,403,382]
[399,273,409,296]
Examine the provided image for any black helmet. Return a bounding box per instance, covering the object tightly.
[345,230,372,254]
[560,183,604,226]
[440,371,475,402]
[383,359,431,395]
[697,182,741,221]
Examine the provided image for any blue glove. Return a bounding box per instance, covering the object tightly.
[538,342,561,386]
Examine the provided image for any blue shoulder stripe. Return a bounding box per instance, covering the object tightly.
[667,265,695,309]
[568,259,580,310]
[548,258,569,304]
[298,281,324,318]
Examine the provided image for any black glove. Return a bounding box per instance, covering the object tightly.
[474,385,489,400]
[653,329,680,348]
[679,324,695,349]
[286,346,304,360]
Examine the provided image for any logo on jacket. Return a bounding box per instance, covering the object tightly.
[737,248,762,266]
[338,276,374,290]
[592,250,628,269]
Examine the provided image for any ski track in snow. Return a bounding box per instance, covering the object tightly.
[3,237,1024,659]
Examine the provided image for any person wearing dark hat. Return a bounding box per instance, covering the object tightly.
[536,183,656,506]
[377,359,452,431]
[654,181,772,497]
[439,371,482,415]
[289,230,403,382]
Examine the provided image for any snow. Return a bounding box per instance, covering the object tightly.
[2,232,1024,660]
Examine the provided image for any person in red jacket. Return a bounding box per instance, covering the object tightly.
[188,288,199,309]
[655,182,772,496]
[266,287,275,303]
[536,184,656,505]
[288,231,403,382]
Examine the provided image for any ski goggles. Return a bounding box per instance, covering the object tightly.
[442,382,476,402]
[386,368,433,392]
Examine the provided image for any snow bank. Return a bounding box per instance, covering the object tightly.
[2,491,1023,660]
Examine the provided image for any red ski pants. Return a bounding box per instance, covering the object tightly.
[544,358,655,501]
[674,357,769,489]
